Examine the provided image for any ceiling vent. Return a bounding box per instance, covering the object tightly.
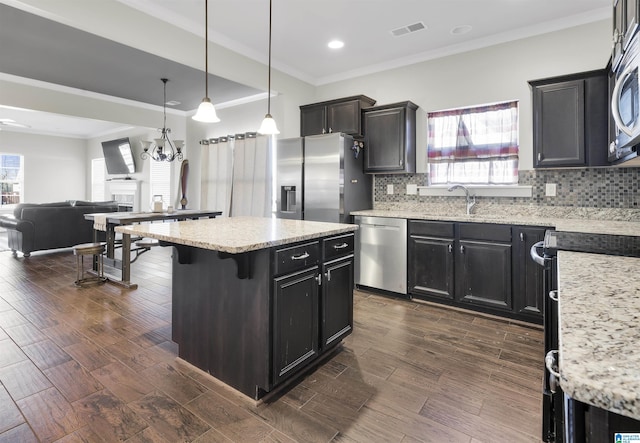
[391,22,426,37]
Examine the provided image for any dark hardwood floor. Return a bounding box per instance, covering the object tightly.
[0,245,544,442]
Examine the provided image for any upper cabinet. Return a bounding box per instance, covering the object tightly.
[529,70,609,168]
[613,0,640,71]
[363,101,418,174]
[300,95,376,137]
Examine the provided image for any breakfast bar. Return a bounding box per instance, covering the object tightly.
[116,216,358,400]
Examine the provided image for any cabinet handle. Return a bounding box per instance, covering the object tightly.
[322,128,326,134]
[460,245,465,254]
[545,350,560,394]
[291,252,310,260]
[328,127,332,133]
[316,274,322,286]
[549,290,558,302]
[448,244,453,253]
[520,232,525,242]
[333,242,349,250]
[325,271,331,282]
[537,152,542,162]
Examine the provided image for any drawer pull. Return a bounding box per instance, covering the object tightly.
[333,242,349,250]
[291,252,310,261]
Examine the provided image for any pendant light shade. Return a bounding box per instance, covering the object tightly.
[193,97,219,122]
[258,0,279,135]
[193,0,220,123]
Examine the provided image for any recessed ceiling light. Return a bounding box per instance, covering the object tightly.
[450,25,472,35]
[328,40,344,49]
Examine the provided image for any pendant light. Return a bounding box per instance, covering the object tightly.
[258,0,279,135]
[140,78,184,162]
[193,0,220,123]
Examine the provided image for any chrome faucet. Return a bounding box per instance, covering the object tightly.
[448,184,476,215]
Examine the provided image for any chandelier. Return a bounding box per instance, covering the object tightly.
[140,78,184,162]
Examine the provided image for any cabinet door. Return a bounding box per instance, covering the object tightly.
[625,0,639,48]
[321,256,354,349]
[327,100,361,135]
[272,267,319,384]
[456,240,512,311]
[613,0,626,70]
[301,105,327,136]
[408,235,454,300]
[513,227,547,323]
[533,79,586,167]
[363,107,405,172]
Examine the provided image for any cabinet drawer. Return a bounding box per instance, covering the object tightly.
[274,241,320,275]
[459,223,511,242]
[323,233,354,261]
[409,220,454,237]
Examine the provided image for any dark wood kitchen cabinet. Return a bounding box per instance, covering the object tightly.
[320,233,354,349]
[407,220,547,324]
[408,220,455,300]
[529,70,609,168]
[363,101,418,173]
[273,266,320,384]
[300,95,376,137]
[512,226,550,324]
[456,223,512,312]
[613,0,640,70]
[272,233,355,384]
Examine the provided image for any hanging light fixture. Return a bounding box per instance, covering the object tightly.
[192,0,220,123]
[140,78,184,163]
[258,0,279,135]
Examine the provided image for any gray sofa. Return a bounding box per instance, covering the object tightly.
[0,201,119,257]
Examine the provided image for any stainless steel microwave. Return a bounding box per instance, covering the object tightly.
[611,31,640,164]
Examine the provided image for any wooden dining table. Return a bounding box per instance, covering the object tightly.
[84,209,222,288]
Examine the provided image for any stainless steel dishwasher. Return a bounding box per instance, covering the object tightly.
[354,215,407,295]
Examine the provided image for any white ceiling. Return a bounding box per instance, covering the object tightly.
[119,0,612,85]
[0,0,612,138]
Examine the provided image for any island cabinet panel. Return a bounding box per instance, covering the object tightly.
[170,232,355,400]
[321,255,354,348]
[273,267,319,384]
[171,247,272,398]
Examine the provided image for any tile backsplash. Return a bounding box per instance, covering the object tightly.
[374,168,640,208]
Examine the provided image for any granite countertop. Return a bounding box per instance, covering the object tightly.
[351,208,640,236]
[557,251,640,421]
[114,216,357,254]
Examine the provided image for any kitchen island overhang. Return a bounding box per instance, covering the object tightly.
[116,216,358,400]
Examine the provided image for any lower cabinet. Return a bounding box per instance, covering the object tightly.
[321,255,354,348]
[408,221,455,300]
[408,220,549,324]
[513,226,548,322]
[456,223,512,312]
[272,267,320,384]
[271,233,354,386]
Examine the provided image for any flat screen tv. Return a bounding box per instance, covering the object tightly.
[101,137,136,175]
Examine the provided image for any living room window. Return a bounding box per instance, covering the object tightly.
[427,100,519,185]
[150,159,171,209]
[0,154,23,206]
[91,158,106,201]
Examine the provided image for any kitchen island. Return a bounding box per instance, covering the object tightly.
[115,216,357,400]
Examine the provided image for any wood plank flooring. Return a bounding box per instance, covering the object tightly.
[0,245,544,442]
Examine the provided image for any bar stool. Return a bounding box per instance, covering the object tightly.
[73,242,107,287]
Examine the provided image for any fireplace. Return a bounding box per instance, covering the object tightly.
[107,180,141,212]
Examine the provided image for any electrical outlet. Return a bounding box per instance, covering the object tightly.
[406,184,418,195]
[386,184,394,195]
[545,183,557,197]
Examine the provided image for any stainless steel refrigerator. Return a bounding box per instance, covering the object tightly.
[275,133,372,223]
